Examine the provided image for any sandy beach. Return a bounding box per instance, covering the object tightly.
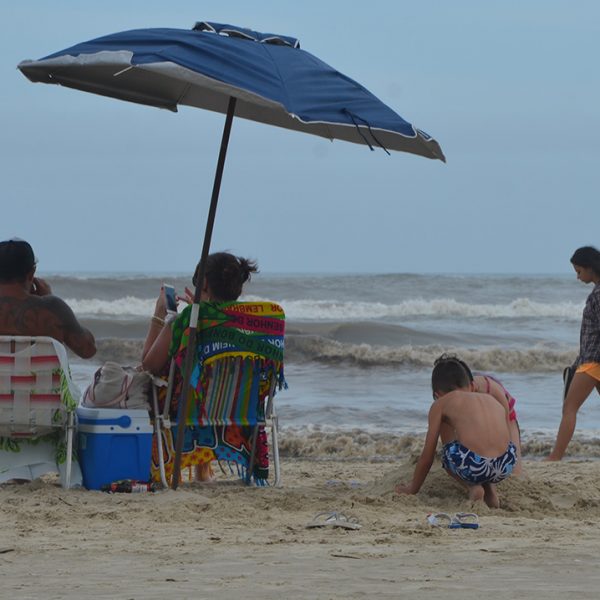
[2,454,600,599]
[4,0,599,597]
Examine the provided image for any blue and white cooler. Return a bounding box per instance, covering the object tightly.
[77,405,153,490]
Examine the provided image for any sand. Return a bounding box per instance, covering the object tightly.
[1,457,600,599]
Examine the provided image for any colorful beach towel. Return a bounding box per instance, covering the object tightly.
[151,301,285,485]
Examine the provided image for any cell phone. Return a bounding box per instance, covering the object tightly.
[164,284,178,314]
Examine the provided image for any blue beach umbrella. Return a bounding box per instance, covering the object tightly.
[18,21,445,487]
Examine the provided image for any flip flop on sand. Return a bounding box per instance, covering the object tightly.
[306,511,362,530]
[427,513,457,528]
[453,512,479,529]
[427,512,479,529]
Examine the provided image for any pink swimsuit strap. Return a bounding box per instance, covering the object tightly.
[477,374,517,422]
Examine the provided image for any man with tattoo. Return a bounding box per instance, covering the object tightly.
[0,239,96,358]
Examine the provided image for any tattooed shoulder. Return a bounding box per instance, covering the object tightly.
[0,295,81,339]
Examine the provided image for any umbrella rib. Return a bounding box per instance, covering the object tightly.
[113,65,134,77]
[325,123,335,141]
[261,45,293,116]
[176,82,192,105]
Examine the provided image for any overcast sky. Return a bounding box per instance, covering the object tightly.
[1,1,598,274]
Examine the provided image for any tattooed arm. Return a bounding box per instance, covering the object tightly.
[0,295,96,359]
[42,296,97,358]
[29,278,96,358]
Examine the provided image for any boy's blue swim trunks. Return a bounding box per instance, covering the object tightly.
[441,441,517,485]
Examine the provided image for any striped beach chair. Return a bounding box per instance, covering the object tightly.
[152,301,286,487]
[0,336,81,488]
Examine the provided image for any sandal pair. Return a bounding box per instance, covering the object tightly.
[306,511,362,530]
[427,512,479,529]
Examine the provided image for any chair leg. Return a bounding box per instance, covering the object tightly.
[152,385,169,489]
[265,379,280,487]
[246,425,259,485]
[271,414,281,487]
[156,424,169,489]
[65,411,74,489]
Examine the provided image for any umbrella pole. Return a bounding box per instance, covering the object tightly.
[170,96,237,489]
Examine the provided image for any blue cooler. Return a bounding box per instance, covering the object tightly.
[77,405,153,490]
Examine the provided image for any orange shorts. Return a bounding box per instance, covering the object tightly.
[576,362,600,382]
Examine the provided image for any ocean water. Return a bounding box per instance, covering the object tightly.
[48,271,600,454]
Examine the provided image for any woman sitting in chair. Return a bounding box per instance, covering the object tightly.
[142,252,259,483]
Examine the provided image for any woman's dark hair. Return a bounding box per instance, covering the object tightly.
[571,246,600,277]
[192,252,258,301]
[431,354,472,397]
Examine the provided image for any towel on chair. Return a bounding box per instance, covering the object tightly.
[151,301,285,485]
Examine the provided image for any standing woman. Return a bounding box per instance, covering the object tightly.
[547,246,600,461]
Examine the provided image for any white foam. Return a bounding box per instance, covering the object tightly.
[67,294,584,321]
[65,296,156,317]
[245,295,583,321]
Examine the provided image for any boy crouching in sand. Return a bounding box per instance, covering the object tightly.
[395,358,516,508]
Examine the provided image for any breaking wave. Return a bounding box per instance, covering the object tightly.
[68,296,583,321]
[66,297,155,317]
[285,336,576,372]
[245,296,584,321]
[91,336,577,373]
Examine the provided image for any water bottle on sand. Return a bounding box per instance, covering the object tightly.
[101,479,158,493]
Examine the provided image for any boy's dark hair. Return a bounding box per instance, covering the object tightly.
[433,353,474,382]
[0,239,36,283]
[432,354,472,396]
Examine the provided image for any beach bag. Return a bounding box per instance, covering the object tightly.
[83,362,151,410]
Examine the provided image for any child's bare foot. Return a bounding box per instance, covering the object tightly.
[483,483,500,508]
[468,485,485,504]
[544,455,561,462]
[195,463,215,483]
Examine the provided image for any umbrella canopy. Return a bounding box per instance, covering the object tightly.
[18,22,445,489]
[18,21,444,160]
